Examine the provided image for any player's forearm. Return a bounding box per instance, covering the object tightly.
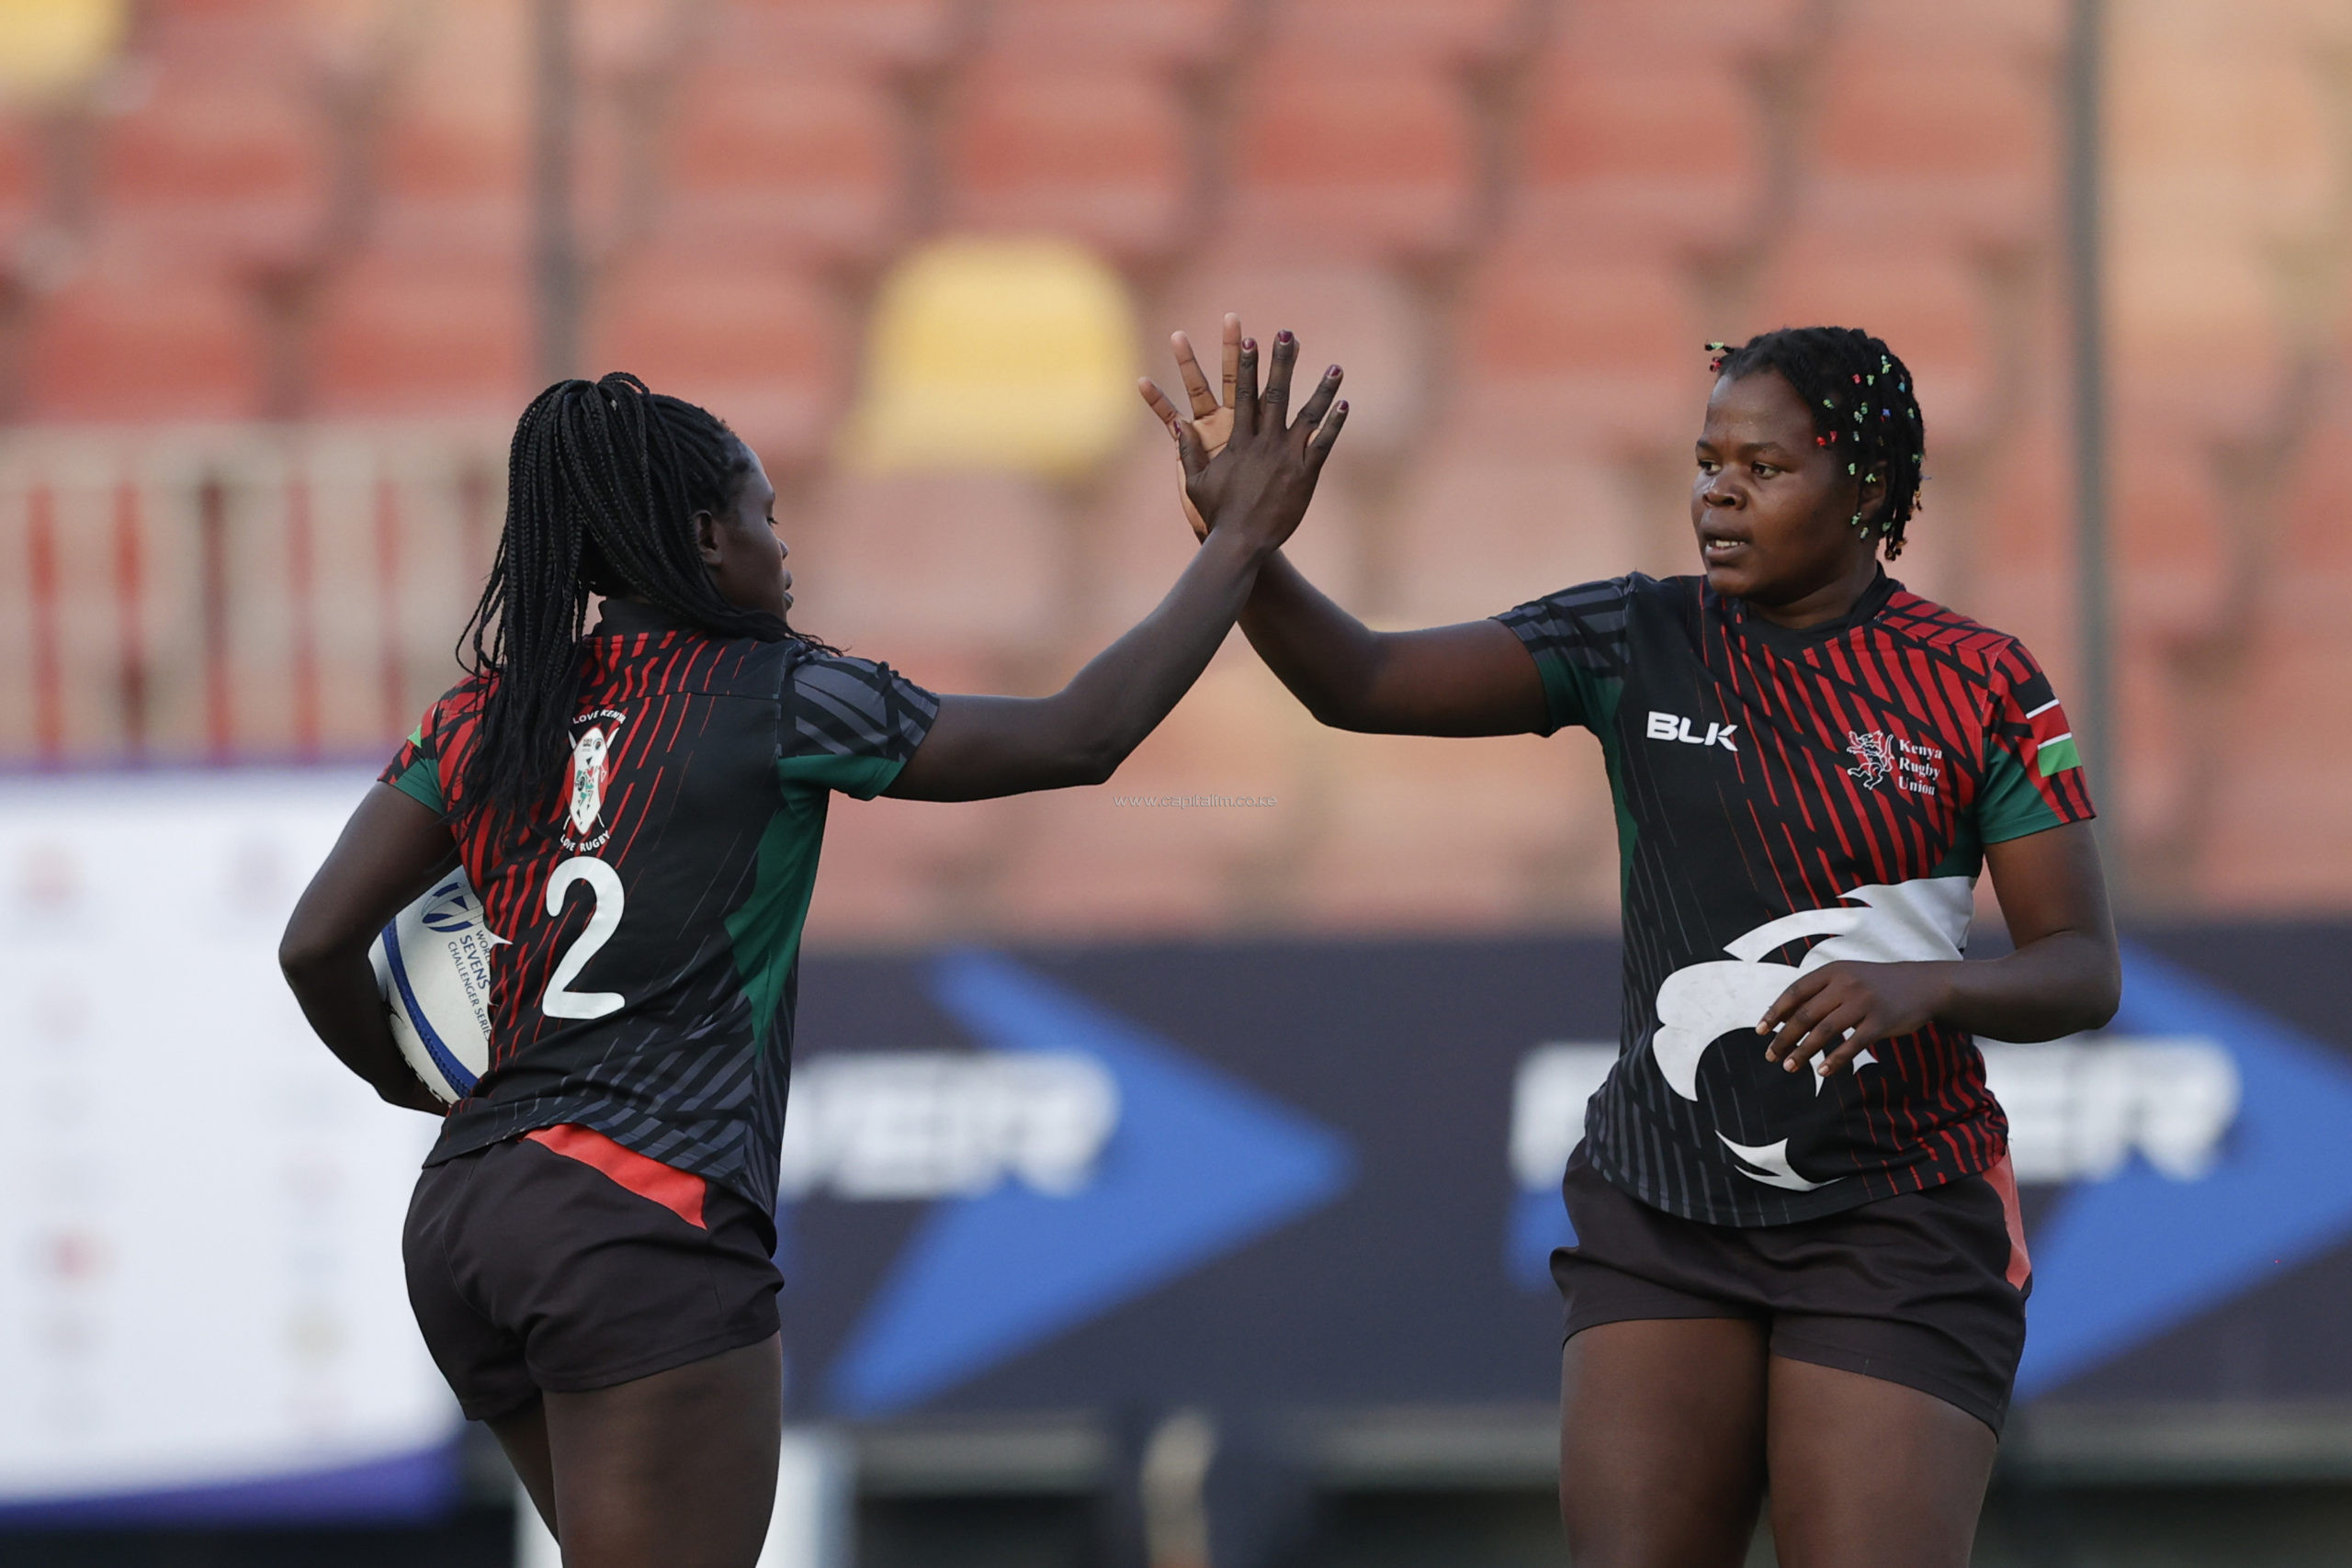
[1044,524,1271,779]
[1933,929,2121,1043]
[279,943,445,1111]
[1234,550,1388,728]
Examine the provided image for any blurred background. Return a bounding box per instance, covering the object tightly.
[0,0,2348,1563]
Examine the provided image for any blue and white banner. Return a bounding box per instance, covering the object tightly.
[778,930,2352,1418]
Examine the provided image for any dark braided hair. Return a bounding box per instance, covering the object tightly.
[1704,327,1925,559]
[458,372,823,819]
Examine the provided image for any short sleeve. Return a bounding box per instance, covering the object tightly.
[1974,643,2097,843]
[380,705,450,815]
[1492,577,1636,736]
[777,652,942,800]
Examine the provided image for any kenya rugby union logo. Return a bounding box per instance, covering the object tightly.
[560,708,627,852]
[1845,729,1894,790]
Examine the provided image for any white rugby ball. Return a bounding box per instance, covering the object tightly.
[369,869,498,1103]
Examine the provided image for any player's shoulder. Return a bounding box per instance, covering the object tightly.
[1502,570,1687,629]
[1872,585,2045,689]
[782,645,940,754]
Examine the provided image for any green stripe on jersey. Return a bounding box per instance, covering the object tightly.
[724,777,831,1056]
[777,751,905,800]
[387,753,445,814]
[2037,734,2082,778]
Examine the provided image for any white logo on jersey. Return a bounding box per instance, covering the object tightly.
[1645,711,1738,751]
[1648,877,1976,1190]
[1846,729,1894,789]
[560,708,628,852]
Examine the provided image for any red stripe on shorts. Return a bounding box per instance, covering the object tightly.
[1982,1154,2031,1290]
[526,1123,707,1230]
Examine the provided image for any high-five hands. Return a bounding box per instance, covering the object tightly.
[1140,316,1345,548]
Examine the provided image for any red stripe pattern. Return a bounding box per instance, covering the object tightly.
[1499,572,2098,1226]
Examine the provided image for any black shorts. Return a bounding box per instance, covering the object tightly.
[403,1125,783,1422]
[1552,1145,2031,1434]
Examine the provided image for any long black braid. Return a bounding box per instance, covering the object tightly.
[458,372,826,820]
[1706,327,1926,559]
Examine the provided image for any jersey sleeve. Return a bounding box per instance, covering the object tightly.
[380,698,452,816]
[1973,642,2097,843]
[777,653,942,800]
[1492,578,1635,736]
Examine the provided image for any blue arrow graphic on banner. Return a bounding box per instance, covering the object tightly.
[823,951,1356,1416]
[2017,944,2352,1398]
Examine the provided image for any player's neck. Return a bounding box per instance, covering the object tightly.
[1746,553,1883,632]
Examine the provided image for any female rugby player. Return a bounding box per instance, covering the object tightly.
[280,340,1343,1568]
[1144,321,2119,1568]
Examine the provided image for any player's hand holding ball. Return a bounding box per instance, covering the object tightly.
[1140,314,1341,548]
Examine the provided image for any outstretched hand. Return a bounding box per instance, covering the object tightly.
[1139,317,1345,552]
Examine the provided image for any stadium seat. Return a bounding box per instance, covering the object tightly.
[306,249,529,418]
[941,61,1189,263]
[591,248,844,464]
[1385,446,1679,629]
[984,0,1236,69]
[1226,50,1476,262]
[1262,0,1525,64]
[20,259,261,421]
[94,61,326,268]
[1453,247,1696,454]
[793,469,1066,674]
[718,0,966,76]
[987,654,1308,933]
[1511,51,1759,260]
[658,57,901,267]
[1289,733,1613,929]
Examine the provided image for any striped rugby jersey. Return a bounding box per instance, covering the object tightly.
[379,600,938,1214]
[1498,570,2094,1226]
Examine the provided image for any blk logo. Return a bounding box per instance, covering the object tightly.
[1645,711,1738,752]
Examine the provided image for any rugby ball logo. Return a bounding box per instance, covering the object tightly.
[370,869,501,1104]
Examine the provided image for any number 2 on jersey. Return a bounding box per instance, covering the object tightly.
[543,856,626,1020]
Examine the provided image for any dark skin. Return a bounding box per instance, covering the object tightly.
[280,334,1345,1567]
[1146,319,2120,1568]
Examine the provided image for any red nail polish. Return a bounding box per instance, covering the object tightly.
[1242,339,1256,353]
[1276,330,1294,344]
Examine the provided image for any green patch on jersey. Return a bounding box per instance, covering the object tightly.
[387,752,446,815]
[2038,733,2082,778]
[725,779,832,1057]
[777,750,904,799]
[1978,735,2070,844]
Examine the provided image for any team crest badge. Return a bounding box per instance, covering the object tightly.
[560,708,627,852]
[1845,729,1894,791]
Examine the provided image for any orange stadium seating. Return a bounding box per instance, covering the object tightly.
[0,0,2342,928]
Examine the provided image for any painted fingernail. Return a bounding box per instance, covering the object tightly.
[1276,330,1294,344]
[1328,365,1341,377]
[1242,338,1256,353]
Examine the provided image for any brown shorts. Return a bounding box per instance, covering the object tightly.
[1553,1145,2032,1434]
[402,1126,782,1422]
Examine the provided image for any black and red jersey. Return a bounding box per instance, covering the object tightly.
[1498,571,2094,1226]
[380,600,938,1214]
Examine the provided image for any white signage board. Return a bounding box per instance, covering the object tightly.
[0,771,457,1506]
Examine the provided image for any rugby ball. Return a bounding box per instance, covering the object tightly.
[369,869,498,1103]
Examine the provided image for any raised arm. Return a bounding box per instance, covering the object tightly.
[888,331,1348,802]
[279,784,458,1112]
[1139,315,1548,739]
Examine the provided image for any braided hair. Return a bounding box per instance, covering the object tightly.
[458,372,823,819]
[1705,327,1925,559]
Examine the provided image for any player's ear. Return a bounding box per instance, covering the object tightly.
[693,510,723,567]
